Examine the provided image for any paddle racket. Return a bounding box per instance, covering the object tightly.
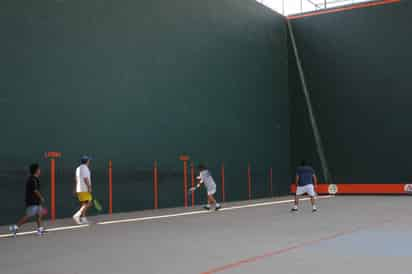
[188,184,200,204]
[93,199,103,212]
[189,183,201,193]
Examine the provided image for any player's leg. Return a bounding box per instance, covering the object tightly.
[310,196,317,211]
[81,200,92,223]
[81,192,93,217]
[308,185,317,212]
[292,186,304,211]
[10,207,35,235]
[204,196,212,210]
[36,207,45,235]
[80,193,93,224]
[208,194,221,210]
[16,215,30,227]
[292,195,299,211]
[9,216,28,235]
[73,194,86,224]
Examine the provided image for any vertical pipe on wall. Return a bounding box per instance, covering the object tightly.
[109,160,113,214]
[45,152,61,222]
[153,160,158,209]
[191,161,195,207]
[179,155,190,208]
[286,20,333,184]
[248,163,252,200]
[221,162,225,202]
[183,161,188,207]
[50,159,56,221]
[269,167,273,196]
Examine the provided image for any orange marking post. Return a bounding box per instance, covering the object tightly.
[45,152,61,221]
[153,160,158,209]
[50,159,55,220]
[179,155,190,207]
[190,161,195,207]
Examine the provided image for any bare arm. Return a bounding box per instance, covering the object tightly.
[195,176,204,188]
[295,175,299,185]
[34,190,45,204]
[313,175,318,187]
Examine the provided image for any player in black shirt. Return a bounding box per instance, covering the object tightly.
[9,163,46,236]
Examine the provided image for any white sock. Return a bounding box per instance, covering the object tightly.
[75,204,88,218]
[216,203,221,207]
[205,204,211,209]
[38,227,44,232]
[293,205,298,210]
[313,205,317,210]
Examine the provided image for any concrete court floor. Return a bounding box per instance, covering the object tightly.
[0,195,411,274]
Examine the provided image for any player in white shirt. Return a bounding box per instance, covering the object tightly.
[73,156,93,224]
[196,164,221,211]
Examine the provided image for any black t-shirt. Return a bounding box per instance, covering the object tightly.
[25,176,41,206]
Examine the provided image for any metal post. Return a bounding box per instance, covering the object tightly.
[221,162,225,202]
[109,160,113,213]
[286,20,333,184]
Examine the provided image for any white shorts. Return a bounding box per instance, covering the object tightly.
[296,184,316,197]
[26,205,42,217]
[206,185,216,196]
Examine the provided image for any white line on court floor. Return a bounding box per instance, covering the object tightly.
[99,195,333,224]
[0,224,89,238]
[0,196,333,238]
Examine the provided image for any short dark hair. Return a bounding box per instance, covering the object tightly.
[300,160,307,166]
[198,164,206,170]
[29,163,40,175]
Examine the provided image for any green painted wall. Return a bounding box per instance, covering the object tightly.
[290,1,411,183]
[0,0,289,224]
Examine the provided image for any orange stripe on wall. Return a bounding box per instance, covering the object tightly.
[288,0,401,20]
[291,183,410,194]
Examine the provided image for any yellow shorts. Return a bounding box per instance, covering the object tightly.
[77,192,92,203]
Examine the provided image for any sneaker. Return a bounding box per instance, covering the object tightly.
[36,227,45,236]
[73,215,82,225]
[291,207,298,212]
[312,207,317,212]
[203,205,211,211]
[215,205,222,211]
[9,225,18,236]
[80,217,89,224]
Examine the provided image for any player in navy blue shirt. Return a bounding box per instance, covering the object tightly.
[292,161,318,212]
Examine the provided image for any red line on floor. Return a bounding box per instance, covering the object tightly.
[200,217,399,274]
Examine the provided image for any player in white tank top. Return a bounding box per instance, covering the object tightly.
[196,164,221,211]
